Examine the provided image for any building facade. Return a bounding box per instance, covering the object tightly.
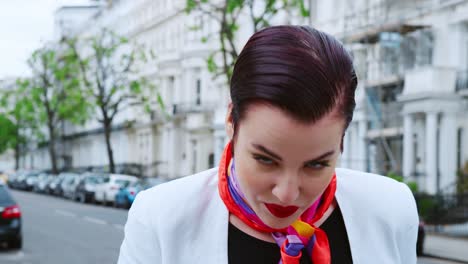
[315,0,468,194]
[1,0,467,194]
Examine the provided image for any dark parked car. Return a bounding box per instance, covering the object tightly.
[0,183,22,249]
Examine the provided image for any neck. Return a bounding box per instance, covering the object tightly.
[229,214,276,243]
[229,199,337,243]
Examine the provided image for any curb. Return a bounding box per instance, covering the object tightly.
[423,254,468,264]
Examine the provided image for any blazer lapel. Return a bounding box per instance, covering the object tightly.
[335,173,362,264]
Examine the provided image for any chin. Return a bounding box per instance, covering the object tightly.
[260,213,298,229]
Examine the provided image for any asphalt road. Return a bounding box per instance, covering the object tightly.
[0,190,128,264]
[0,190,461,264]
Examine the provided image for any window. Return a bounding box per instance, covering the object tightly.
[208,153,214,168]
[196,79,201,105]
[191,140,197,173]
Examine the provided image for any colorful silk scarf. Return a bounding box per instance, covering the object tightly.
[218,142,337,264]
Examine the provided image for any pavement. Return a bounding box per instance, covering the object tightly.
[424,233,468,263]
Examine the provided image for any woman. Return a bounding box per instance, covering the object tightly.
[118,26,418,264]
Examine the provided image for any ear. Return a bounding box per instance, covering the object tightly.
[225,103,234,140]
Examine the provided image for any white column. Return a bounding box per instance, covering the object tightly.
[214,130,226,166]
[350,123,359,170]
[403,114,414,178]
[167,123,176,178]
[439,112,457,192]
[425,112,438,194]
[358,120,368,172]
[159,124,171,178]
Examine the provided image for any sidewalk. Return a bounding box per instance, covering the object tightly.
[424,233,468,263]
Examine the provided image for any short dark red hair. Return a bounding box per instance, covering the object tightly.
[230,25,358,132]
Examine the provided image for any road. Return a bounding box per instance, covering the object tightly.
[0,190,461,264]
[0,190,127,264]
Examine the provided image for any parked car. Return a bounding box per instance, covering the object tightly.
[12,171,42,191]
[8,171,27,190]
[60,173,82,200]
[33,174,55,194]
[115,177,166,208]
[0,182,22,249]
[47,174,66,196]
[75,172,105,203]
[94,174,138,205]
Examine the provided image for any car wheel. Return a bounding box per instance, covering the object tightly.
[103,194,108,206]
[10,236,22,249]
[125,200,131,209]
[78,193,85,203]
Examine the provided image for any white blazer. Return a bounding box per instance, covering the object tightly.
[117,168,419,264]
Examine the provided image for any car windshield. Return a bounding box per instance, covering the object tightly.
[85,176,101,184]
[142,178,165,188]
[115,180,131,187]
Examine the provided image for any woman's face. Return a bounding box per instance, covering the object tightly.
[226,103,344,229]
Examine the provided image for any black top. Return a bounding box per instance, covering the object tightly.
[228,206,353,264]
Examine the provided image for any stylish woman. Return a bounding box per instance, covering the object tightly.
[118,25,418,264]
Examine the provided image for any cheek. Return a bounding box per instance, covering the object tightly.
[235,155,271,197]
[302,169,335,200]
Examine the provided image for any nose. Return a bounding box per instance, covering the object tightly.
[271,172,300,205]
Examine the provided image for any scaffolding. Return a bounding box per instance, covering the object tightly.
[342,0,435,175]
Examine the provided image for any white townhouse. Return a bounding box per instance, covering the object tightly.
[2,0,467,195]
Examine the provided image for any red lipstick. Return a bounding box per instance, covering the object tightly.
[264,203,299,218]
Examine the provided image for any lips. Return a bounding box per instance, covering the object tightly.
[264,203,299,218]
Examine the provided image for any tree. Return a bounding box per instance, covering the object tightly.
[186,0,309,83]
[456,161,468,194]
[26,43,91,174]
[0,80,37,169]
[0,114,16,154]
[68,28,157,173]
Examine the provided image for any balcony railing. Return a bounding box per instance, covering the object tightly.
[172,102,217,115]
[456,70,468,92]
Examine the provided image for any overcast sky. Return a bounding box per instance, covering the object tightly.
[0,0,89,79]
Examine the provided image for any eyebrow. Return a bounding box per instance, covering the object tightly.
[251,143,335,163]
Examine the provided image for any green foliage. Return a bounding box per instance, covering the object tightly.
[65,28,159,173]
[387,171,418,193]
[185,0,198,12]
[186,0,310,84]
[0,80,36,157]
[0,114,16,154]
[414,193,439,222]
[206,53,218,73]
[27,44,92,128]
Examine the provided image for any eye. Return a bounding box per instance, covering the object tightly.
[305,161,330,170]
[253,155,276,166]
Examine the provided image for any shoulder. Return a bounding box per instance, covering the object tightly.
[129,168,220,227]
[335,168,411,196]
[144,168,218,201]
[335,168,417,219]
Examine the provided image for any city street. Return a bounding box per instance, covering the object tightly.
[0,190,461,264]
[0,190,127,264]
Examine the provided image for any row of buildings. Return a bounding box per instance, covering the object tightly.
[1,0,467,194]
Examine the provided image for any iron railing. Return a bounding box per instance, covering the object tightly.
[415,193,468,225]
[172,102,216,115]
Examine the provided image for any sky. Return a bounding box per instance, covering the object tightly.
[0,0,89,79]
